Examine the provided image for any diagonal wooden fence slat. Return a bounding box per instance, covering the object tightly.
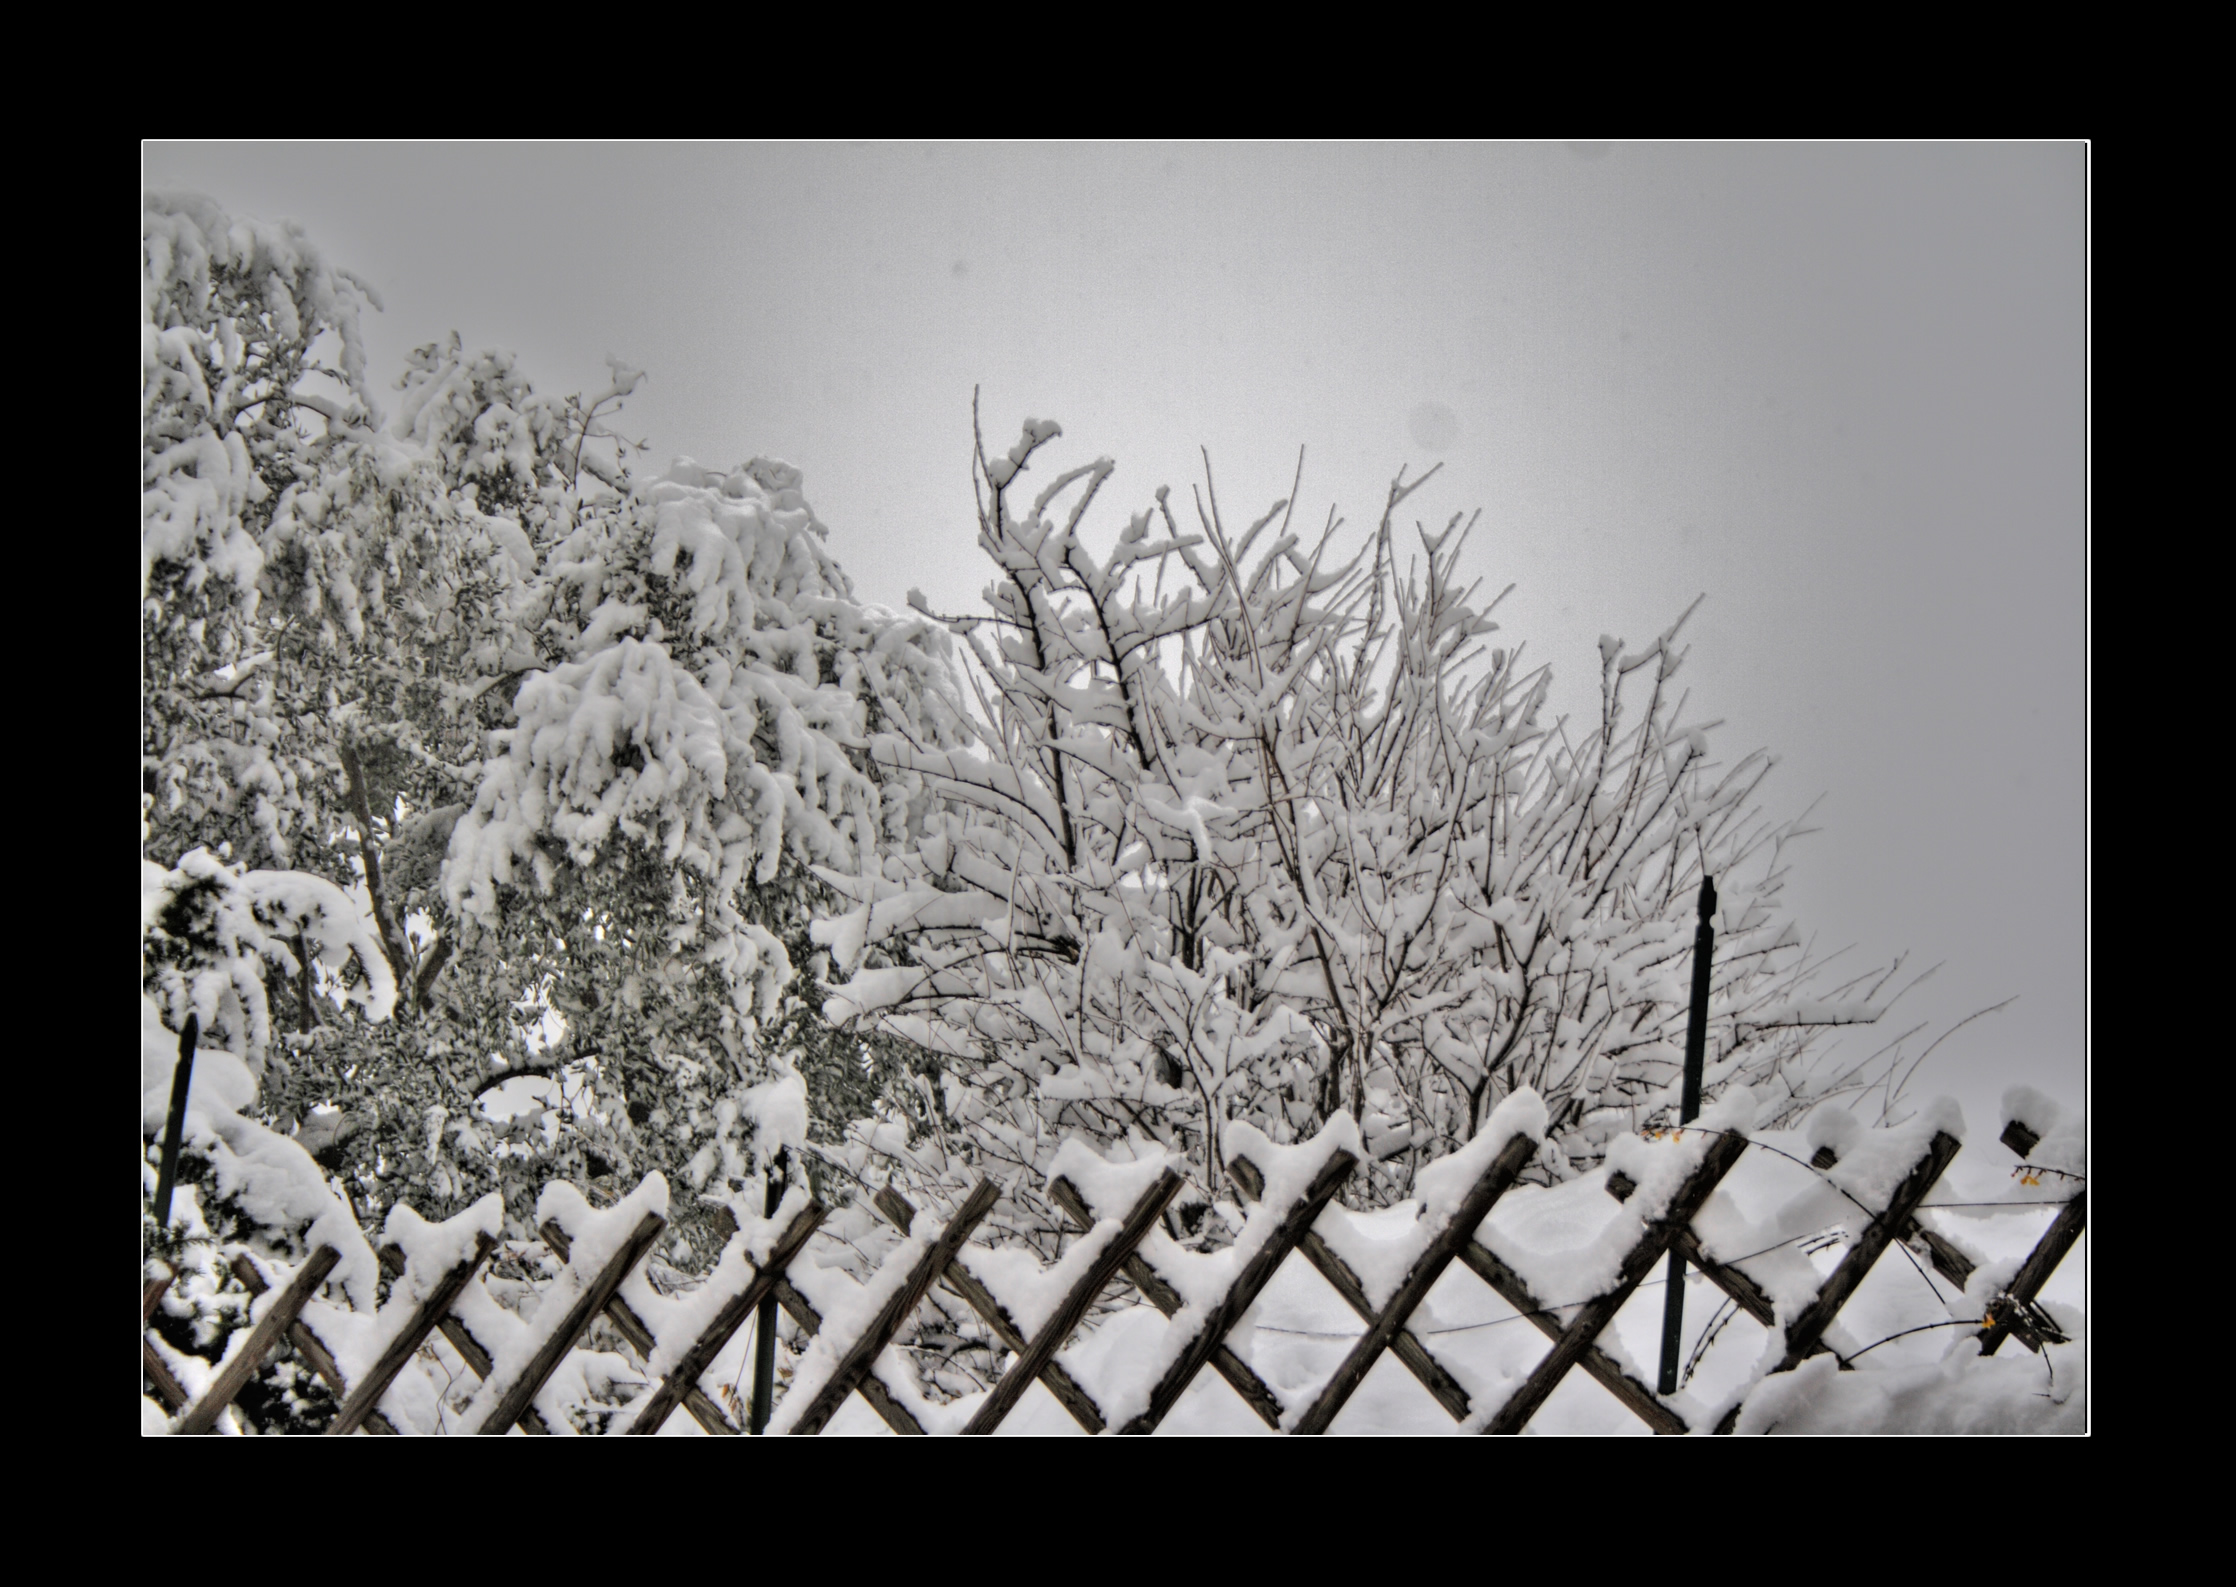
[144,1340,190,1413]
[1767,1131,1961,1377]
[1667,1216,1842,1376]
[961,1169,1182,1434]
[1048,1178,1285,1429]
[1486,1128,1752,1434]
[1292,1132,1540,1434]
[1653,1156,1930,1372]
[539,1221,738,1435]
[753,1270,929,1434]
[1966,1117,2077,1349]
[232,1254,351,1399]
[378,1244,494,1373]
[1227,1158,1473,1422]
[879,1186,1108,1433]
[1118,1144,1360,1434]
[329,1231,498,1435]
[1710,1129,1962,1434]
[1803,1138,2030,1354]
[233,1254,398,1435]
[1644,1167,1833,1371]
[1804,1146,1986,1301]
[143,1269,189,1412]
[372,1242,551,1434]
[1667,1227,1780,1330]
[1905,1220,1982,1292]
[474,1210,667,1434]
[1979,1188,2085,1356]
[1453,1238,1687,1434]
[785,1177,999,1435]
[177,1244,342,1434]
[539,1223,666,1356]
[624,1195,826,1435]
[144,1340,190,1412]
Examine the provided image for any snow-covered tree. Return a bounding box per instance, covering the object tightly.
[143,195,969,1264]
[820,415,1911,1238]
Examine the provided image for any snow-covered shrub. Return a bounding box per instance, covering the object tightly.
[826,417,1912,1235]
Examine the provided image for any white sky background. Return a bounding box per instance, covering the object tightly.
[143,142,2088,1137]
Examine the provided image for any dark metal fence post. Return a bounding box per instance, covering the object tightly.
[152,1014,200,1230]
[1657,876,1715,1397]
[747,1146,789,1433]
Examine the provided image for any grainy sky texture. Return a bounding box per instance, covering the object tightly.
[142,142,2088,1133]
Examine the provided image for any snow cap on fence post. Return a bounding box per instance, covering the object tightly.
[1998,1085,2062,1157]
[740,1069,809,1168]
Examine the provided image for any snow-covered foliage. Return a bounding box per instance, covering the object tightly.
[144,200,2066,1435]
[142,849,396,1070]
[823,418,1916,1237]
[143,195,966,1290]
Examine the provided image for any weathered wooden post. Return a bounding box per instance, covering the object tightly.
[152,1014,200,1229]
[1657,875,1715,1397]
[748,1147,788,1433]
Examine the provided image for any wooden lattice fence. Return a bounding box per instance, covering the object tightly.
[143,1096,2084,1435]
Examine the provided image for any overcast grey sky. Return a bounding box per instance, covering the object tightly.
[142,142,2088,1134]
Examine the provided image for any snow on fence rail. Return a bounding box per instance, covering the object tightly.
[143,1090,2084,1435]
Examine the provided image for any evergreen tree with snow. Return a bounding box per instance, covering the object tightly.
[143,194,968,1266]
